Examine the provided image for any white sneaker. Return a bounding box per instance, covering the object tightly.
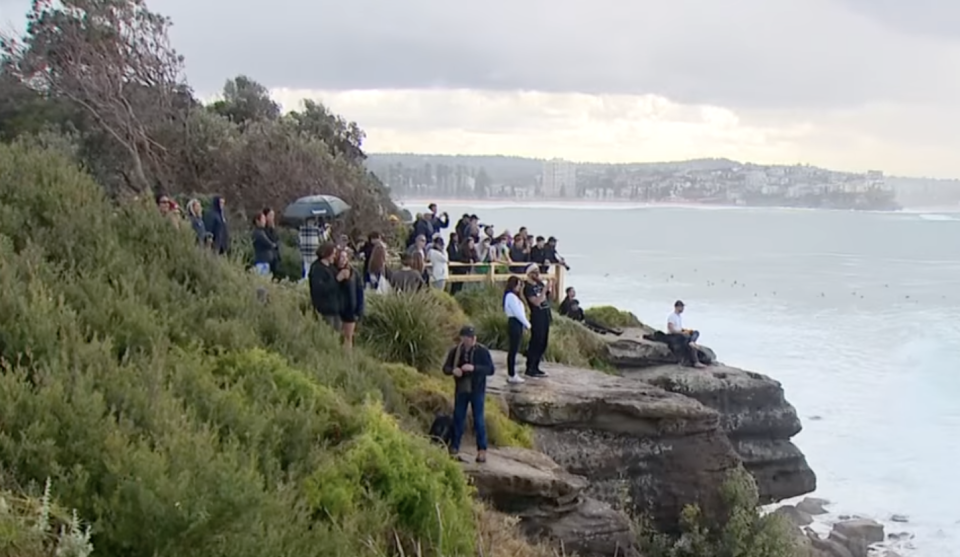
[507,375,526,384]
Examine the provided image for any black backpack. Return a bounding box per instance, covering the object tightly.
[429,413,453,447]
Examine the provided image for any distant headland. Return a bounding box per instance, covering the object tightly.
[366,153,960,211]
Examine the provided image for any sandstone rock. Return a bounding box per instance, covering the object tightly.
[832,519,885,545]
[774,504,814,526]
[797,497,831,515]
[807,530,855,557]
[826,519,885,557]
[459,446,585,518]
[523,497,639,557]
[486,350,742,533]
[458,447,638,556]
[889,513,908,523]
[602,327,718,368]
[621,363,816,502]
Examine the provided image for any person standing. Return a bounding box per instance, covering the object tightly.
[262,207,281,277]
[522,264,551,378]
[185,199,206,244]
[336,249,364,349]
[251,212,278,276]
[298,217,322,280]
[442,325,496,463]
[503,276,531,384]
[309,242,345,331]
[427,236,449,290]
[204,195,230,255]
[427,202,450,233]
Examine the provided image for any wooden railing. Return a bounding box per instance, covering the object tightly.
[444,261,566,296]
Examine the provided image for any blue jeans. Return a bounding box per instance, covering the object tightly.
[451,390,487,452]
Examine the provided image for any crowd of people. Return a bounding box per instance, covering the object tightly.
[156,196,709,463]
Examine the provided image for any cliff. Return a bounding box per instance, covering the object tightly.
[459,327,816,555]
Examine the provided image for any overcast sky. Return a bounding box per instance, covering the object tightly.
[3,0,960,177]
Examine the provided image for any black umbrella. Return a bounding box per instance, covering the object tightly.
[282,195,351,222]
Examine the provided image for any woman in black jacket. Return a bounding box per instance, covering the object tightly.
[251,212,278,276]
[336,248,364,349]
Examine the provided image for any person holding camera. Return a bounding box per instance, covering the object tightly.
[443,325,496,463]
[523,264,552,378]
[427,203,450,234]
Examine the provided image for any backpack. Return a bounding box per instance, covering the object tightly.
[429,414,453,447]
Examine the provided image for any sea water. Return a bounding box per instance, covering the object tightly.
[409,201,960,557]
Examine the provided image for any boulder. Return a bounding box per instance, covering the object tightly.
[459,446,586,518]
[797,497,831,515]
[523,497,640,557]
[806,529,855,557]
[458,446,637,557]
[825,519,884,557]
[486,351,743,533]
[773,504,814,526]
[602,328,718,368]
[831,519,885,545]
[621,363,817,502]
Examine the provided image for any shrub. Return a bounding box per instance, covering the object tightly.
[305,402,477,556]
[639,468,800,557]
[583,305,644,329]
[0,143,544,557]
[360,289,469,372]
[454,283,504,318]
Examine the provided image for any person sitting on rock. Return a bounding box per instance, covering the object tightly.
[442,325,496,463]
[667,300,706,368]
[559,287,623,336]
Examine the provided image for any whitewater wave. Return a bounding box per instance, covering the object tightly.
[916,213,959,222]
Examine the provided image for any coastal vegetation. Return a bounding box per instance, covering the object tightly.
[0,0,805,555]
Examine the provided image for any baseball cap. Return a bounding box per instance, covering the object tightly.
[459,325,476,338]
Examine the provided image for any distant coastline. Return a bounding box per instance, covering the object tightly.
[396,197,904,212]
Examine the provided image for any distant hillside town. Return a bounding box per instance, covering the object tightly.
[365,154,960,210]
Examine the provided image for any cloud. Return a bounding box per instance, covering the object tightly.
[271,88,960,178]
[4,0,960,176]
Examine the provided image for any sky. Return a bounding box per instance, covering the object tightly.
[3,0,960,177]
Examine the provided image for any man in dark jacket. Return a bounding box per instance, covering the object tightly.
[442,325,495,463]
[308,242,345,330]
[203,195,230,255]
[427,203,449,234]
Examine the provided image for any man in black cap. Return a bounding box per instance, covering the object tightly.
[442,325,496,463]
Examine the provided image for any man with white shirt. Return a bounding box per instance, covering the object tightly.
[667,300,705,368]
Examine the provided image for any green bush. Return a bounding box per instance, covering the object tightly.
[583,305,644,329]
[453,283,504,318]
[305,402,477,556]
[360,289,469,372]
[639,468,800,557]
[0,142,490,557]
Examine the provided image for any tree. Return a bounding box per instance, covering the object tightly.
[209,75,280,124]
[289,99,366,162]
[1,0,187,195]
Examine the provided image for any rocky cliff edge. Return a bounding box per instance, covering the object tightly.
[463,329,815,553]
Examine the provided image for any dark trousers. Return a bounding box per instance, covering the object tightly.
[526,310,551,374]
[668,331,701,365]
[506,317,524,377]
[451,390,487,451]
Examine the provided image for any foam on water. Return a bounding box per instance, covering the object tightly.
[436,202,960,557]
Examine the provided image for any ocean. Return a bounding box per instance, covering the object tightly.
[402,200,960,557]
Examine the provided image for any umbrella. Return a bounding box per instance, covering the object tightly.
[282,195,351,222]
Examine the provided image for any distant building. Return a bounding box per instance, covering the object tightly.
[542,158,577,197]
